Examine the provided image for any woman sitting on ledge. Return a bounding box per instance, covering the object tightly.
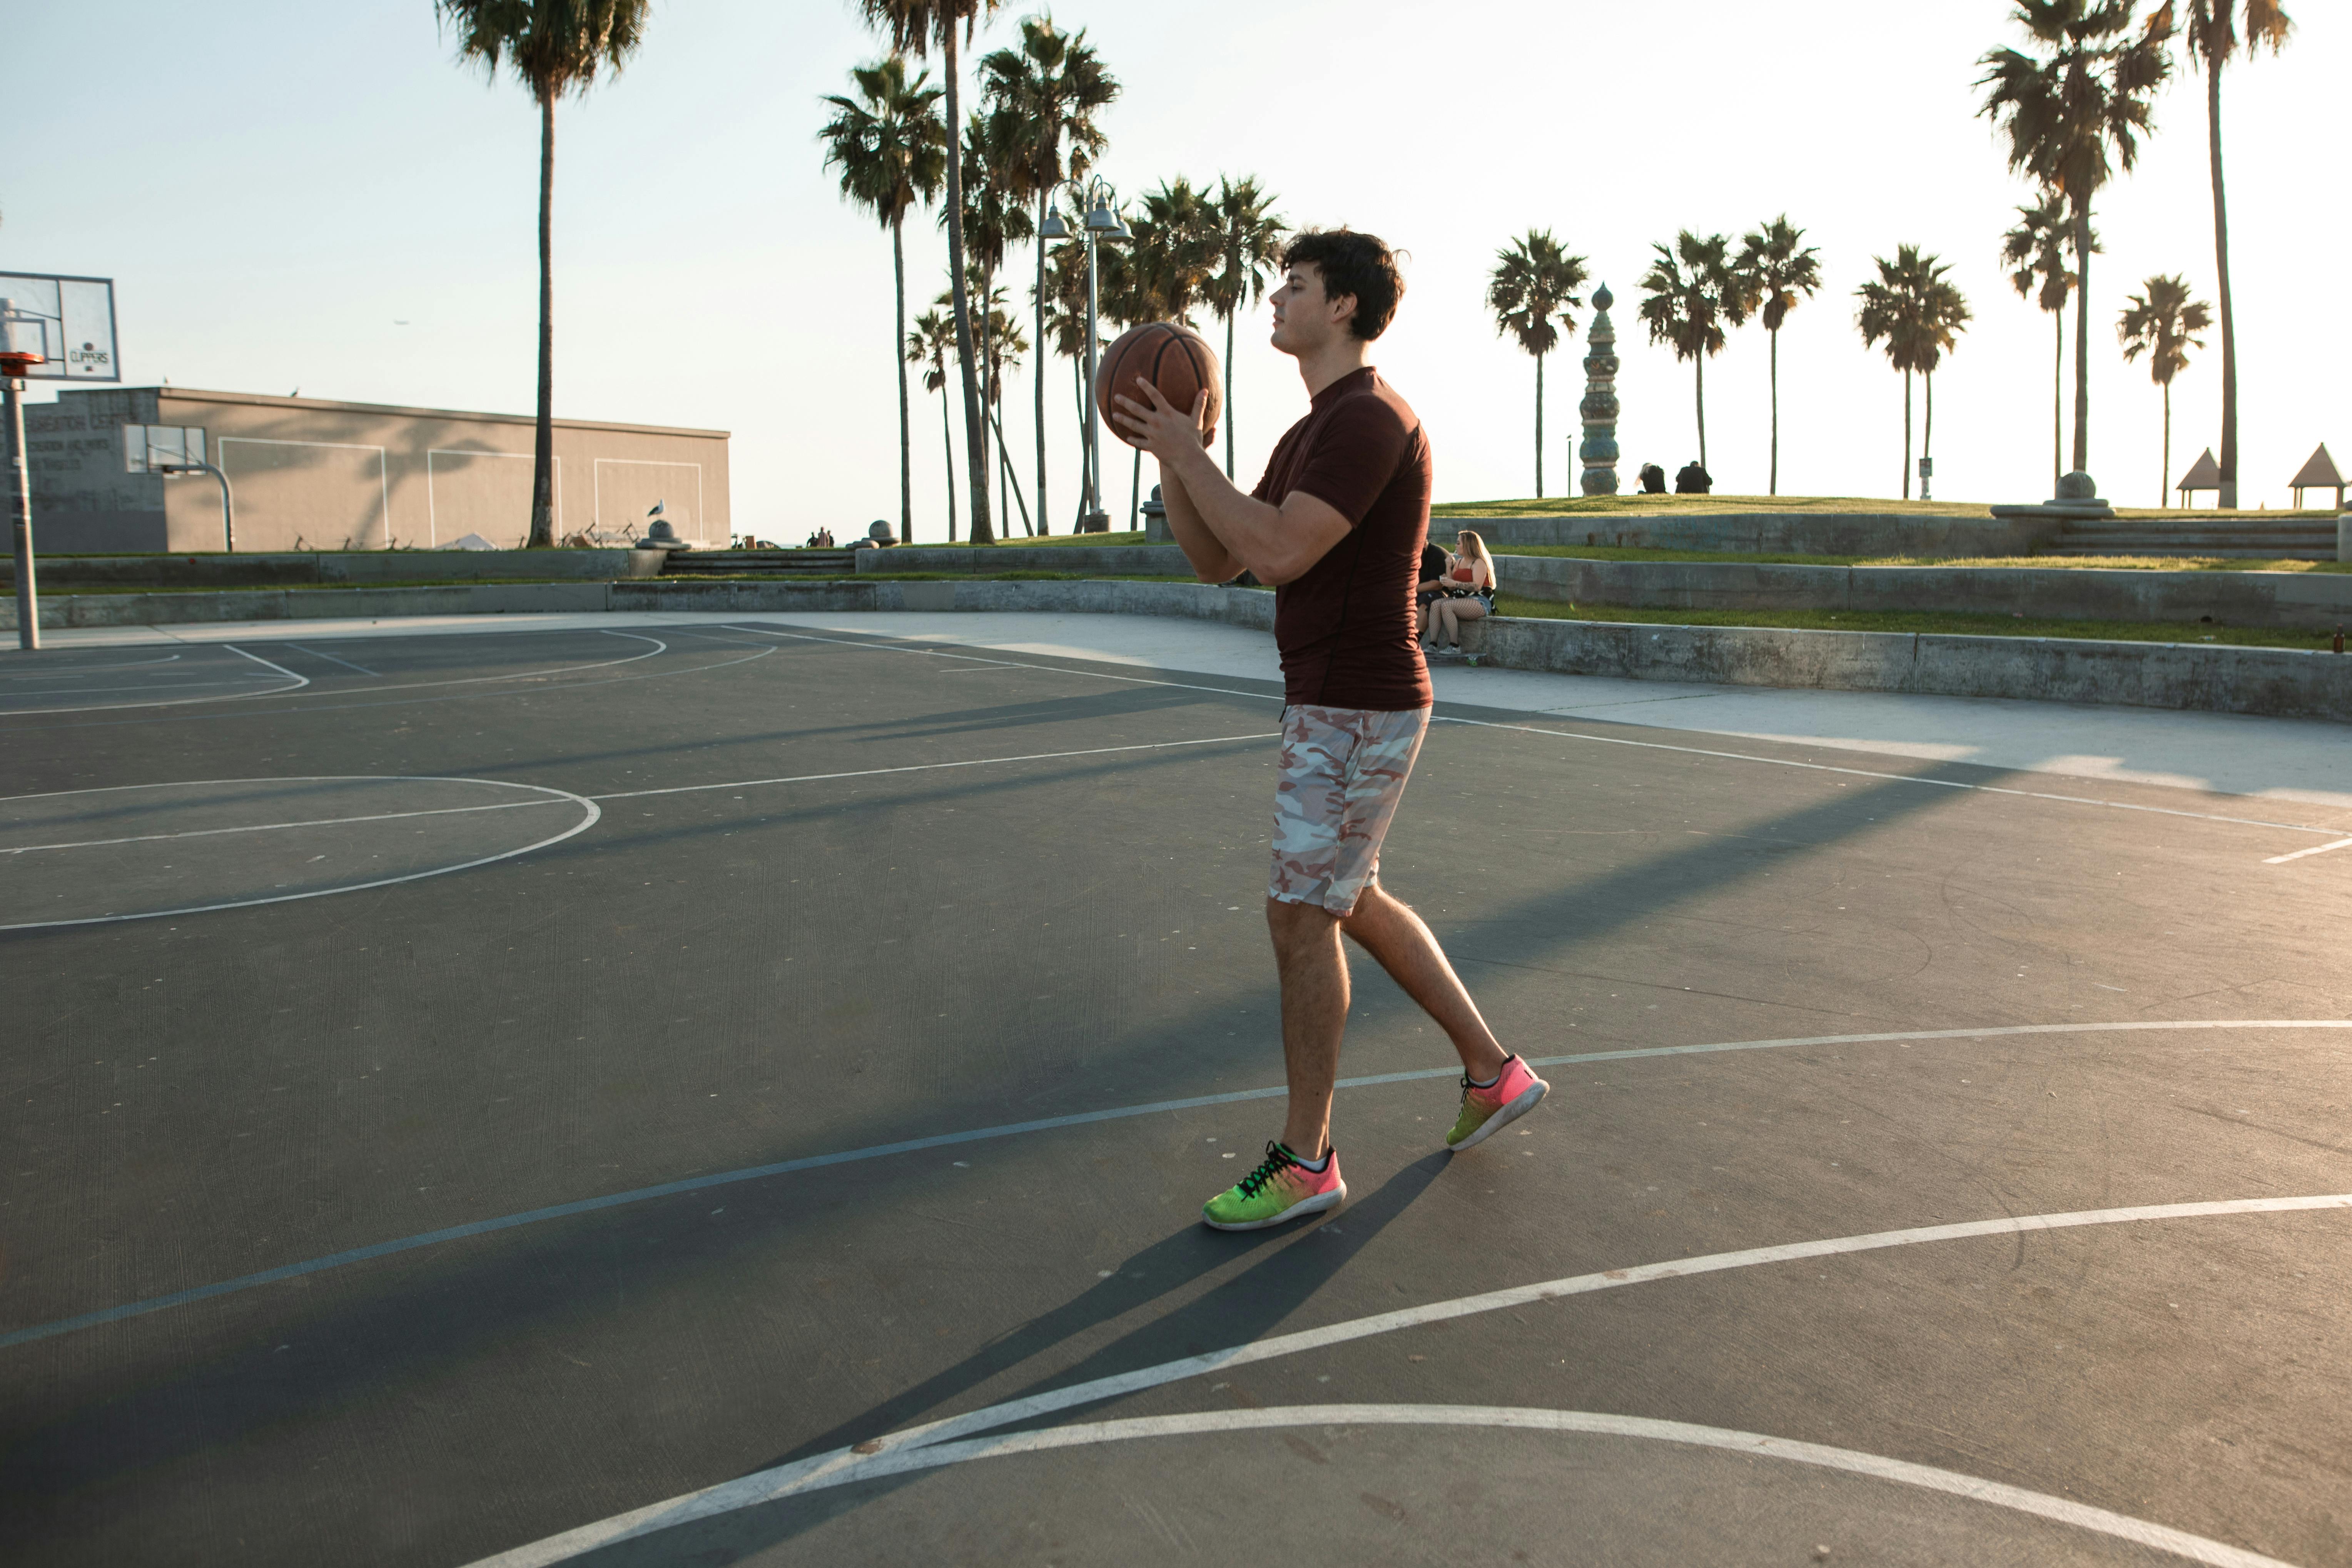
[1426,528,1495,655]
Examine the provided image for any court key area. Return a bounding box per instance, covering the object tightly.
[3,614,2350,1567]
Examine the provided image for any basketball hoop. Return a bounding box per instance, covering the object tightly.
[0,298,48,380]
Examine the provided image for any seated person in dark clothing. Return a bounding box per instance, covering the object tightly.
[1639,462,1667,494]
[1674,460,1712,494]
[1414,537,1451,646]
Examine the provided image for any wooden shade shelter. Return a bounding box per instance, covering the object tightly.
[2175,448,2221,508]
[2288,443,2344,510]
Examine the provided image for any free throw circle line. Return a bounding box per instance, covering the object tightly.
[0,797,569,855]
[463,1195,2349,1567]
[0,775,599,933]
[742,1406,2298,1568]
[0,652,183,676]
[4,1020,2345,1354]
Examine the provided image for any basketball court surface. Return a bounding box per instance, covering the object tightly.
[4,609,2350,1566]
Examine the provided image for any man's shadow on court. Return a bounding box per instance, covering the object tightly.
[573,1150,1453,1565]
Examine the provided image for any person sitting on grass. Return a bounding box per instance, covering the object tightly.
[1674,459,1712,494]
[1427,528,1495,653]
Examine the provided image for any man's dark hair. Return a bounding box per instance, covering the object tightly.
[1282,228,1405,341]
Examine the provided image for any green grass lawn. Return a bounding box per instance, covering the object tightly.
[1493,543,2351,573]
[1437,493,2339,523]
[1490,593,2342,652]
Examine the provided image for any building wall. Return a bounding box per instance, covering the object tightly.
[24,387,730,555]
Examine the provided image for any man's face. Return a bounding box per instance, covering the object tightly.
[1268,263,1355,357]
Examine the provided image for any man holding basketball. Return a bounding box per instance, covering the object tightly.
[1112,229,1549,1231]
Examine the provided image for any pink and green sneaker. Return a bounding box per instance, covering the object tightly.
[1445,1054,1550,1151]
[1201,1141,1346,1231]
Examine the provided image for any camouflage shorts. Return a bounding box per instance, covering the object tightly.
[1268,703,1431,916]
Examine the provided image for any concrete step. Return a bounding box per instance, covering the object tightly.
[2041,545,2335,561]
[661,549,860,576]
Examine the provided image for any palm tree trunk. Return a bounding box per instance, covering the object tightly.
[2070,202,2092,478]
[2051,302,2065,495]
[941,26,993,544]
[1694,353,1707,474]
[1924,365,1934,496]
[1129,442,1141,531]
[2205,60,2238,509]
[1533,350,1544,499]
[1768,326,1780,497]
[528,92,556,549]
[1034,192,1051,533]
[2161,378,2172,508]
[988,404,1032,530]
[1223,308,1237,480]
[975,264,994,524]
[939,381,957,541]
[1902,368,1913,500]
[1072,351,1087,531]
[893,215,912,544]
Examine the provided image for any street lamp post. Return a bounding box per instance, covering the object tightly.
[1040,177,1128,533]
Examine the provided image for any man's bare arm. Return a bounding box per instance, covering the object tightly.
[1116,384,1352,587]
[1156,462,1243,582]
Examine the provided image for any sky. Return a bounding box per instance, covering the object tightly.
[5,0,2344,539]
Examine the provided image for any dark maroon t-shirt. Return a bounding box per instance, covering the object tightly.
[1250,367,1434,710]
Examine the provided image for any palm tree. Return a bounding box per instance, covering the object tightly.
[1635,230,1753,476]
[1978,0,2172,485]
[1857,246,1971,499]
[820,57,947,547]
[945,275,1034,534]
[1998,195,2094,493]
[980,17,1118,533]
[1485,230,1589,500]
[2180,1,2293,508]
[907,307,959,539]
[1734,216,1822,496]
[949,109,1035,530]
[2118,274,2213,506]
[1201,177,1287,479]
[436,0,648,548]
[1112,179,1217,524]
[859,0,1001,541]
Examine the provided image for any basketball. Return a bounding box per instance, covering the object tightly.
[1095,322,1222,448]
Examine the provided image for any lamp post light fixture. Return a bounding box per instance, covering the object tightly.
[1041,175,1128,533]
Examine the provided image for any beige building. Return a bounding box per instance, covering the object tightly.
[24,386,730,554]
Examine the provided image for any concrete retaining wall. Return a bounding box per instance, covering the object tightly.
[1498,555,2352,631]
[2,548,665,589]
[8,576,2344,724]
[850,544,1191,576]
[1442,511,2063,558]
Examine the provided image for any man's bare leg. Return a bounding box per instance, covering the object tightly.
[1340,882,1508,1080]
[1266,896,1349,1158]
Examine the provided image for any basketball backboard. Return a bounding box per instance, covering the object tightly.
[0,273,119,381]
[124,424,207,473]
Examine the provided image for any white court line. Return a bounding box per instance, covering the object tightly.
[4,645,313,715]
[286,642,378,676]
[0,652,182,677]
[0,777,600,933]
[464,1193,2350,1566]
[0,676,294,698]
[2266,837,2352,865]
[0,797,565,855]
[591,731,1280,802]
[702,1405,2299,1568]
[738,624,2352,847]
[10,1020,2345,1355]
[5,632,667,716]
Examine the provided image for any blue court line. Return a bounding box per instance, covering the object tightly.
[5,1019,2346,1353]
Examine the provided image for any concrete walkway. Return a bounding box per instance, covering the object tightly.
[16,607,2351,813]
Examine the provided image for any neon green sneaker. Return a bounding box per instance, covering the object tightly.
[1445,1054,1550,1151]
[1201,1141,1346,1231]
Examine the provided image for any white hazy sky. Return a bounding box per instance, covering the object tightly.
[6,0,2344,538]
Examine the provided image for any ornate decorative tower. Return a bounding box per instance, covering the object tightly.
[1577,283,1621,496]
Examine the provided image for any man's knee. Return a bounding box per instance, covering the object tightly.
[1266,894,1340,958]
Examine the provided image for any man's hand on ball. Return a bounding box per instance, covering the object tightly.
[1110,381,1213,460]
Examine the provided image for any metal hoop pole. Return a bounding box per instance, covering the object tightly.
[5,375,36,651]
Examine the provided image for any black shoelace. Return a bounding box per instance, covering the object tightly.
[1236,1140,1298,1199]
